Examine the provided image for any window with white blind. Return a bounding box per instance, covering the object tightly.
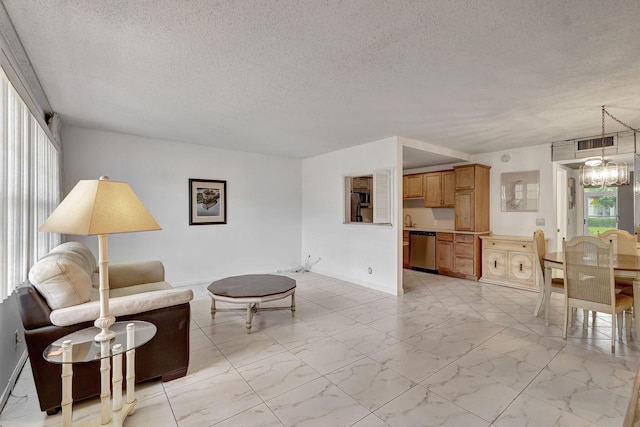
[0,67,61,301]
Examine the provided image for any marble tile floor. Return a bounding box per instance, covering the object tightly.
[2,269,640,426]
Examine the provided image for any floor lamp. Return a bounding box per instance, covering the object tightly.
[39,176,161,342]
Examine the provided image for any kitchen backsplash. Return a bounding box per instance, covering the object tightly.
[403,199,455,229]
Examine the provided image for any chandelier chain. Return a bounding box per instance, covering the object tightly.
[603,106,639,133]
[601,106,605,147]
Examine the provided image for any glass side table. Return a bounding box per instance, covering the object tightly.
[43,321,156,427]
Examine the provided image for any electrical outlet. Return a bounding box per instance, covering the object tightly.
[368,267,372,274]
[536,218,545,226]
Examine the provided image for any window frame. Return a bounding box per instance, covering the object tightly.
[0,65,61,301]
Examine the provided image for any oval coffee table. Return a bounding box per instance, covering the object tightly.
[207,274,296,331]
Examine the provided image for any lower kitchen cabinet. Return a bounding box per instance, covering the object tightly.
[454,233,476,277]
[436,233,453,273]
[479,235,536,290]
[437,232,487,281]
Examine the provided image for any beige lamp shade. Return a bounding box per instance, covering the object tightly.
[40,176,161,235]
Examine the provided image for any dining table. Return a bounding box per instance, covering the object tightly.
[542,251,640,339]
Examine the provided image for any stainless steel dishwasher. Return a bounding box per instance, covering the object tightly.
[409,231,437,273]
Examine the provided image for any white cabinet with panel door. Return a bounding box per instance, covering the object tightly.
[479,235,537,291]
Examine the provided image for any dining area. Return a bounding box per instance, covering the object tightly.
[534,229,639,350]
[531,228,640,426]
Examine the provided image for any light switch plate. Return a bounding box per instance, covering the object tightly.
[536,218,545,226]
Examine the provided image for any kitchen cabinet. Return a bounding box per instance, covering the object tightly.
[454,190,473,230]
[403,174,423,199]
[352,177,372,191]
[454,166,476,190]
[479,235,536,290]
[436,231,487,280]
[454,233,477,277]
[454,164,490,232]
[436,232,453,273]
[403,230,411,269]
[423,170,455,208]
[442,171,456,207]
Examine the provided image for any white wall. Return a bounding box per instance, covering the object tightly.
[471,143,557,249]
[61,126,302,285]
[301,137,400,295]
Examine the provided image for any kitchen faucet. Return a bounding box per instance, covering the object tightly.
[404,214,413,228]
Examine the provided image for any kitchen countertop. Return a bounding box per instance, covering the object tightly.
[403,227,490,235]
[478,234,531,240]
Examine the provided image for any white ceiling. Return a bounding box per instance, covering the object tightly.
[2,0,640,165]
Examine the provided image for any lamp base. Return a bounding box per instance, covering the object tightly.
[94,315,116,342]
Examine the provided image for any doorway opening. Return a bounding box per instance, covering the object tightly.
[583,187,618,235]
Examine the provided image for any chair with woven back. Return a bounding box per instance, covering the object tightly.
[533,229,565,317]
[597,229,638,293]
[597,229,638,257]
[562,235,633,353]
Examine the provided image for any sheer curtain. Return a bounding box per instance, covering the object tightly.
[0,67,60,301]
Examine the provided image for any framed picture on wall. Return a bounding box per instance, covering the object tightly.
[189,179,227,225]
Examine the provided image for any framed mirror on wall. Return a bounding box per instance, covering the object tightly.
[500,170,540,212]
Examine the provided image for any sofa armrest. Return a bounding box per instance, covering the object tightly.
[50,288,193,327]
[101,260,165,289]
[17,285,53,330]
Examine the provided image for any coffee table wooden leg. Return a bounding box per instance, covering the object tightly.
[291,292,296,316]
[210,297,216,318]
[246,304,256,331]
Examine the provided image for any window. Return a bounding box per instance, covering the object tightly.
[344,170,392,225]
[583,187,618,235]
[0,67,60,301]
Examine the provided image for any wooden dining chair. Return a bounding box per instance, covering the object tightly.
[533,230,565,317]
[562,236,633,353]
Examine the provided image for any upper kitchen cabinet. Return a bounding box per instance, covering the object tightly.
[423,170,455,208]
[453,164,490,232]
[403,173,423,199]
[352,176,372,191]
[454,165,476,190]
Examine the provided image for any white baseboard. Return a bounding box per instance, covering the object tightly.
[0,349,27,413]
[310,268,397,295]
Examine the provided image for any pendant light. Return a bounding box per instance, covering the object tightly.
[579,106,635,188]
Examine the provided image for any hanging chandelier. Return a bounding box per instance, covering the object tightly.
[579,106,636,188]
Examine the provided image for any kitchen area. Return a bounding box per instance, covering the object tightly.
[403,163,491,281]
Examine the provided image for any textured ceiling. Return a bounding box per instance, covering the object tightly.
[2,0,640,161]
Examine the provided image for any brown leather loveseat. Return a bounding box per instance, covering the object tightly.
[16,242,193,414]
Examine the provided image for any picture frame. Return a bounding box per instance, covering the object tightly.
[189,179,227,225]
[501,170,539,212]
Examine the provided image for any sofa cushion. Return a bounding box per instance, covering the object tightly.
[109,281,172,298]
[28,242,96,309]
[92,260,165,290]
[49,288,194,326]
